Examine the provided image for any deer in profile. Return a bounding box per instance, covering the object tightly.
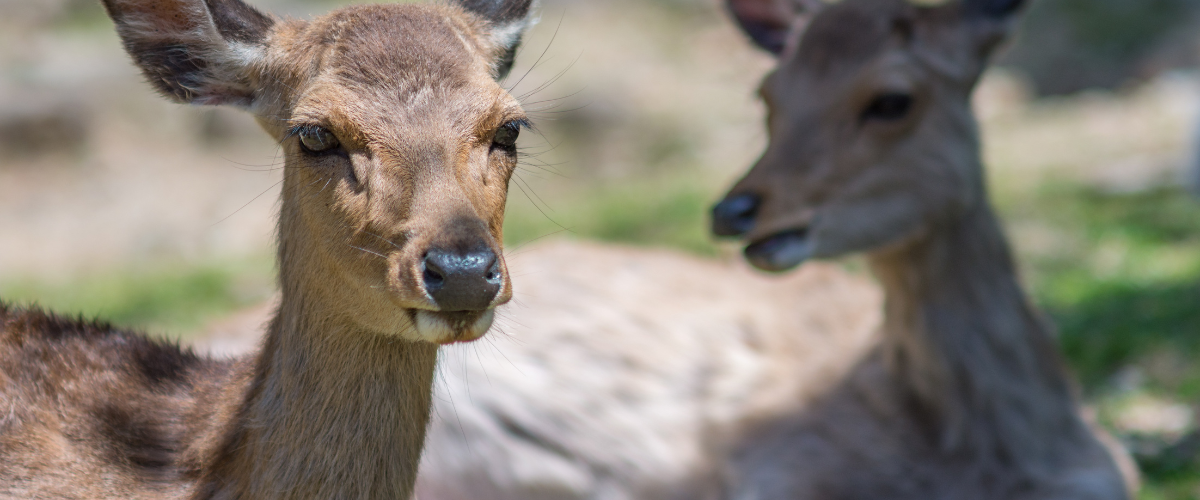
[0,0,535,497]
[414,0,1137,498]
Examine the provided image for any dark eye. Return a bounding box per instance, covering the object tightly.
[492,120,524,151]
[297,126,340,154]
[861,93,913,122]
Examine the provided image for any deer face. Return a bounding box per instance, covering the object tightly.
[102,0,536,343]
[267,7,527,343]
[713,0,1023,272]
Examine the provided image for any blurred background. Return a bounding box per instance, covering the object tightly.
[1,0,1200,496]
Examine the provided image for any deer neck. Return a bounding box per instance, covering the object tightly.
[867,199,1086,465]
[200,234,438,499]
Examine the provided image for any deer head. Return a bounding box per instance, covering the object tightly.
[713,0,1024,271]
[102,0,537,343]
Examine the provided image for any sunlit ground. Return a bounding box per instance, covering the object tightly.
[2,0,1199,497]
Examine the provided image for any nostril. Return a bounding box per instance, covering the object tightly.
[484,259,502,285]
[423,266,445,289]
[712,194,760,237]
[421,253,447,291]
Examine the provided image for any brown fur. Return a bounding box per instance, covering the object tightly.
[0,0,536,498]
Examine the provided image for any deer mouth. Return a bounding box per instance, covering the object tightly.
[744,229,812,272]
[411,309,496,345]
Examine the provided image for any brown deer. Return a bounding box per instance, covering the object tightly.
[412,0,1137,499]
[0,0,535,497]
[709,0,1135,498]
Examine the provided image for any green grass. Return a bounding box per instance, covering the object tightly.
[1023,185,1200,388]
[503,170,724,256]
[0,256,274,338]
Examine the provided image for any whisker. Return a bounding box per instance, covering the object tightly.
[209,178,284,228]
[517,52,581,102]
[348,245,388,260]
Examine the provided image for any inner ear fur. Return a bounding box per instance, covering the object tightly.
[102,0,275,106]
[456,0,537,80]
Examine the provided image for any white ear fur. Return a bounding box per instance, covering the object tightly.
[455,0,538,79]
[487,7,538,51]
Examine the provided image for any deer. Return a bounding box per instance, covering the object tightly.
[412,0,1139,499]
[0,0,536,497]
[709,0,1137,497]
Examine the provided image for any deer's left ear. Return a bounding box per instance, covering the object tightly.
[456,0,537,80]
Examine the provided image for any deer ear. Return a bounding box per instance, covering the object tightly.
[959,0,1025,56]
[965,0,1025,19]
[456,0,537,80]
[726,0,821,55]
[101,0,275,107]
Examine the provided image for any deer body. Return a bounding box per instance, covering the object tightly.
[416,241,882,500]
[723,206,1129,500]
[0,0,536,497]
[415,223,1130,500]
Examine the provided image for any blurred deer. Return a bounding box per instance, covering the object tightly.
[414,0,1137,499]
[0,0,535,497]
[709,0,1134,497]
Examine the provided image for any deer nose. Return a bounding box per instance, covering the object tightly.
[712,194,760,237]
[421,247,503,311]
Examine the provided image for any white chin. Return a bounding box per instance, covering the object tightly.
[414,309,495,344]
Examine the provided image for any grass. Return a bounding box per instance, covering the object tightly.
[503,170,725,256]
[1021,185,1200,389]
[0,256,274,338]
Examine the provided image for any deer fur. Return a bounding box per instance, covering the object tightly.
[409,0,1137,498]
[0,0,536,498]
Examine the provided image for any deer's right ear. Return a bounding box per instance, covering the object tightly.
[726,0,821,55]
[965,0,1024,19]
[958,0,1025,57]
[456,0,537,80]
[102,0,275,107]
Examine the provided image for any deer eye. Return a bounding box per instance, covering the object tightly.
[297,126,340,154]
[492,120,525,151]
[861,93,913,122]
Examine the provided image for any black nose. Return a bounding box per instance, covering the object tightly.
[422,247,503,311]
[712,194,760,237]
